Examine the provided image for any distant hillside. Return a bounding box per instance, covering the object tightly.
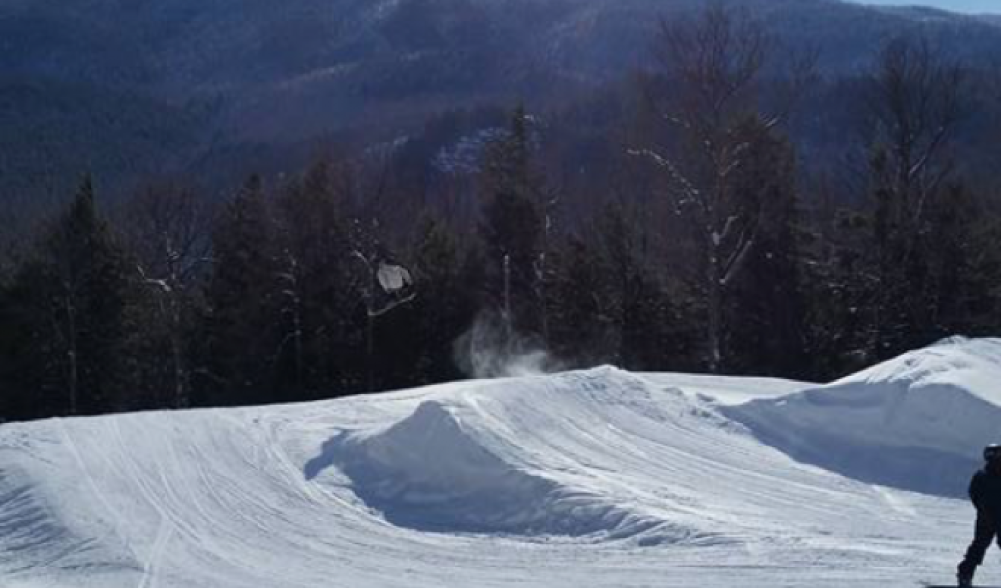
[4,0,1001,204]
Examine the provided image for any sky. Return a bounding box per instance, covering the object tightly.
[855,0,1001,13]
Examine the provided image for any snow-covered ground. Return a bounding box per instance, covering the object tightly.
[3,338,1001,587]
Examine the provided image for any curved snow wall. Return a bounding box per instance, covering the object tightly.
[724,338,1001,497]
[328,400,669,539]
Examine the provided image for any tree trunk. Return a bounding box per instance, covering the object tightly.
[65,291,78,415]
[366,310,374,391]
[170,299,187,409]
[707,250,723,374]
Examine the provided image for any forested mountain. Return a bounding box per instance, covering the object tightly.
[4,0,1001,423]
[4,0,1001,206]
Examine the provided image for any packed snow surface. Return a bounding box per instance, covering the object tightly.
[728,337,1001,496]
[2,338,1000,587]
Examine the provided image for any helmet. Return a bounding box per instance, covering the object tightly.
[985,444,1001,462]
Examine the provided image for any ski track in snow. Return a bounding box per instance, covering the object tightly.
[2,339,1001,587]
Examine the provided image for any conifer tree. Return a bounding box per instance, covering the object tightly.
[596,204,693,371]
[923,183,1001,340]
[479,106,545,339]
[549,237,615,367]
[201,175,283,406]
[274,160,358,398]
[408,216,479,384]
[1,176,128,417]
[725,121,809,376]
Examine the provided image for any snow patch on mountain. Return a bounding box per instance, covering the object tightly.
[432,127,507,175]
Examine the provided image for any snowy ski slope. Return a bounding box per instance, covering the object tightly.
[3,338,1001,587]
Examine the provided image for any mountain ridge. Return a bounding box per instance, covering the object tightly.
[4,0,1001,204]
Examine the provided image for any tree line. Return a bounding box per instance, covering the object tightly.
[2,4,1000,422]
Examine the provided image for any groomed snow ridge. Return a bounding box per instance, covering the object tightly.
[3,340,1001,587]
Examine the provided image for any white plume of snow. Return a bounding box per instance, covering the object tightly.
[452,311,561,379]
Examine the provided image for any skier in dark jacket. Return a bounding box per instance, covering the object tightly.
[958,444,1001,587]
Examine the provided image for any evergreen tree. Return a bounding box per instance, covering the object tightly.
[407,217,479,384]
[200,175,283,406]
[726,122,809,377]
[549,237,615,367]
[800,208,874,379]
[0,176,128,417]
[479,106,545,339]
[923,183,1001,339]
[274,160,360,398]
[596,204,694,371]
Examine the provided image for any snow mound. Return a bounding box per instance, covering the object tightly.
[0,467,72,561]
[2,363,994,586]
[0,457,136,580]
[331,397,676,540]
[725,338,1001,496]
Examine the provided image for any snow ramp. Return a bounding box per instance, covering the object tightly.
[331,400,666,537]
[725,337,1001,496]
[324,372,700,544]
[0,363,984,587]
[317,368,727,542]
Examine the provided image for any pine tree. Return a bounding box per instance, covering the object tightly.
[479,106,547,343]
[924,183,1001,339]
[725,122,809,377]
[274,160,359,398]
[549,237,615,368]
[798,204,875,379]
[0,176,128,418]
[200,175,283,406]
[596,204,693,371]
[407,217,479,384]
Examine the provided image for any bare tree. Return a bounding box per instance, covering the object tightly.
[864,35,968,357]
[632,3,814,372]
[868,35,966,240]
[124,180,212,408]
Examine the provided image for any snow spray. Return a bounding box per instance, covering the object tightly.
[453,311,562,378]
